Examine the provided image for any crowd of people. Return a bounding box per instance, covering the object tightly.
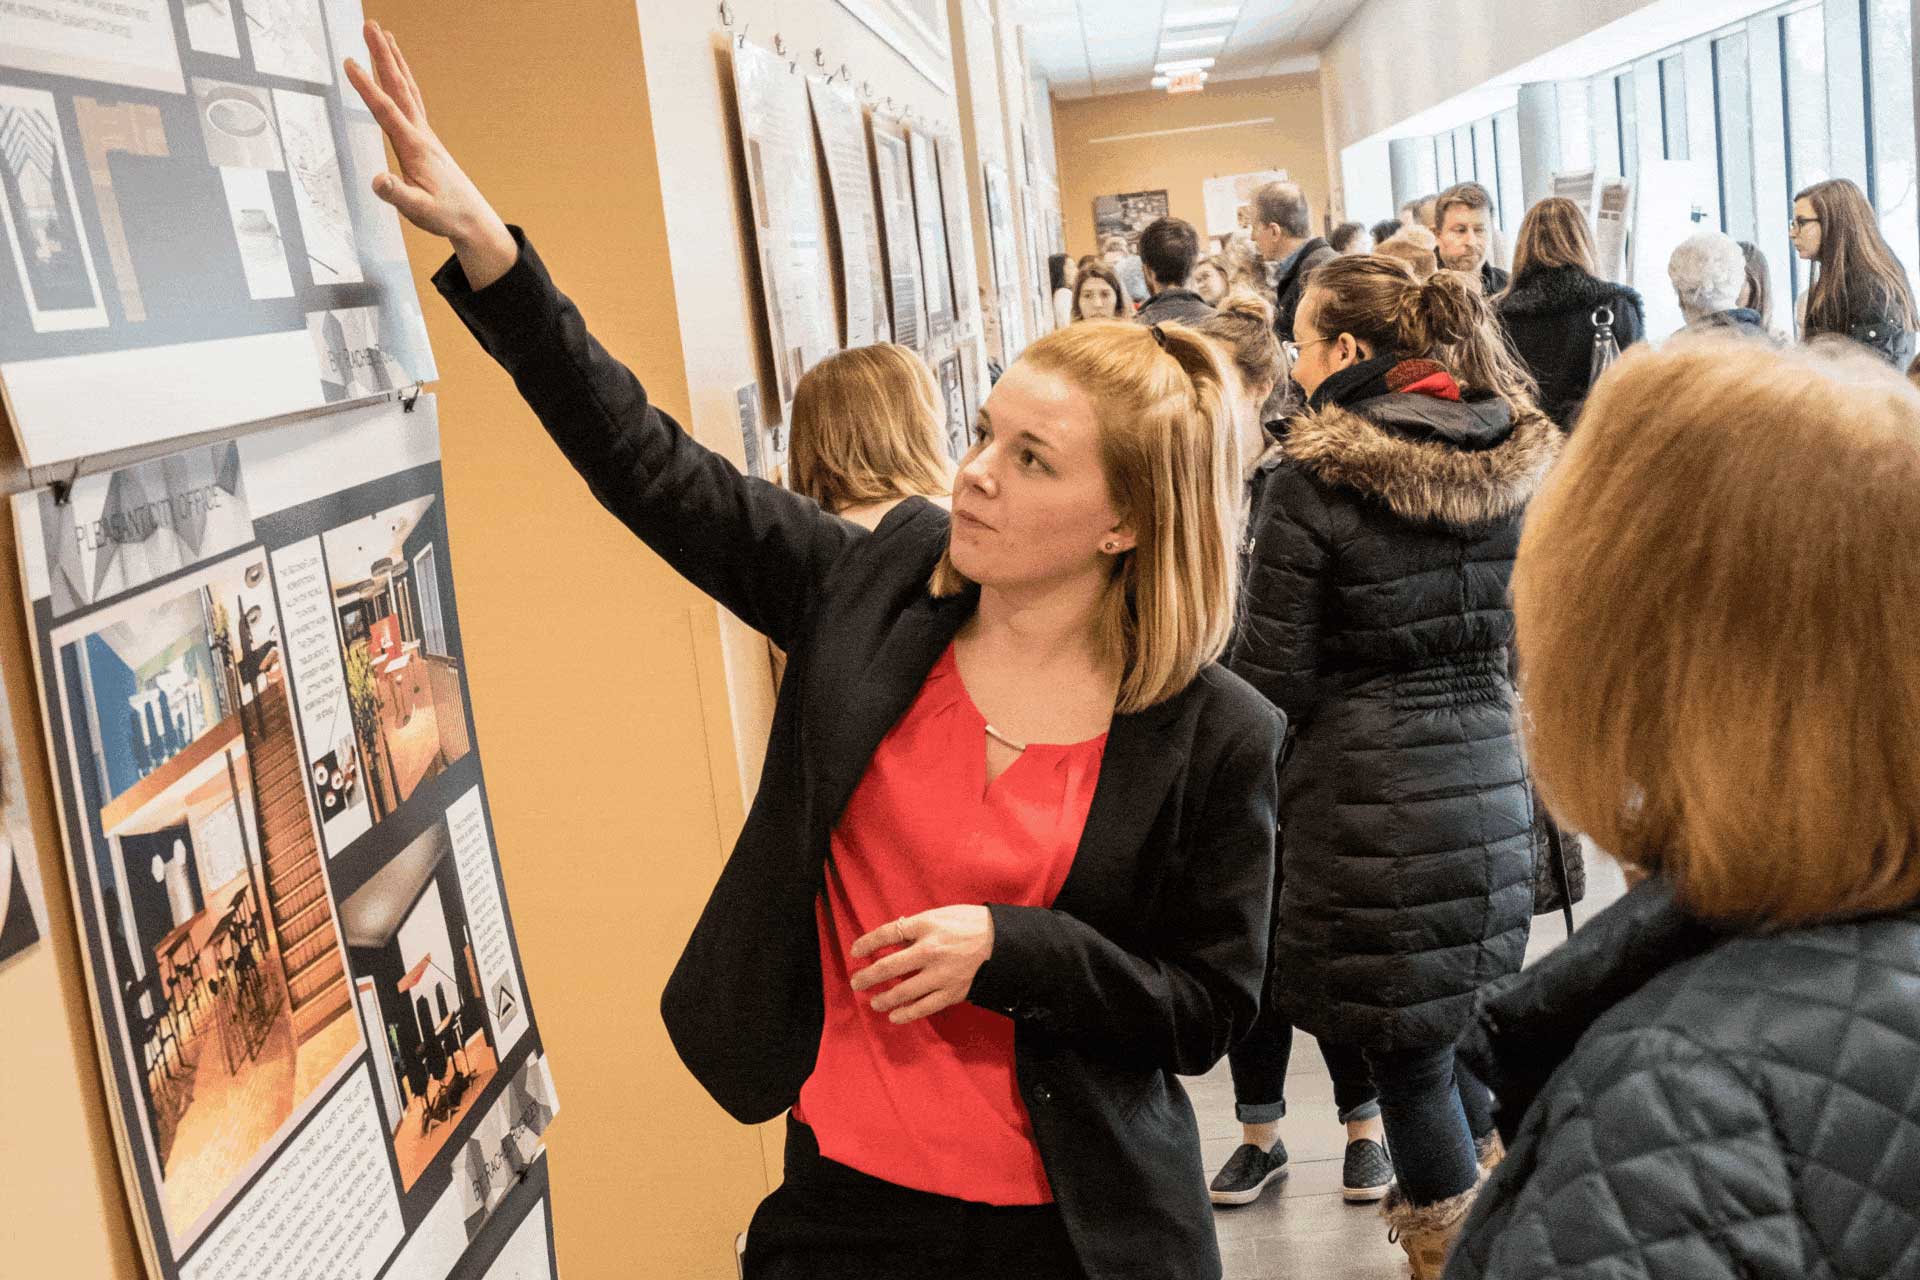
[346,22,1920,1280]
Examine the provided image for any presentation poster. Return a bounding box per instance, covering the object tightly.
[904,128,953,338]
[869,114,925,351]
[731,41,837,418]
[933,133,981,339]
[806,77,886,348]
[13,399,554,1280]
[0,660,48,967]
[983,162,1024,358]
[0,0,437,468]
[1201,169,1287,239]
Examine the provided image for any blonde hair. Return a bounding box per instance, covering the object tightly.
[1514,338,1920,926]
[1197,289,1286,396]
[930,321,1241,712]
[1509,196,1597,281]
[787,344,951,514]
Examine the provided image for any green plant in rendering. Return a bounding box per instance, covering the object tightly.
[344,642,394,820]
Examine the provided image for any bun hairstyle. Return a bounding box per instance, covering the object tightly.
[930,320,1241,711]
[1196,289,1286,399]
[1306,255,1538,414]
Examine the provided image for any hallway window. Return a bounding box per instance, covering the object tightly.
[1866,0,1920,300]
[1660,55,1690,160]
[1714,32,1757,241]
[1616,70,1640,182]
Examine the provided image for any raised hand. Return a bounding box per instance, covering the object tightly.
[343,20,517,288]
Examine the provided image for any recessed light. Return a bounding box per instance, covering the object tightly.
[1160,34,1225,52]
[1164,6,1239,29]
[1155,56,1216,72]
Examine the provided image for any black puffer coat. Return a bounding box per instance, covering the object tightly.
[1450,879,1920,1279]
[1496,265,1644,429]
[1232,355,1560,1050]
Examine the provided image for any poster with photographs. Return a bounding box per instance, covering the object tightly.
[904,129,953,338]
[869,114,925,351]
[0,0,437,468]
[0,664,49,967]
[933,134,981,339]
[983,162,1025,360]
[1091,189,1169,250]
[12,399,553,1280]
[806,77,887,348]
[731,40,837,420]
[935,353,967,463]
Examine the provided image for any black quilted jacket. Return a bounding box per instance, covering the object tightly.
[1450,879,1920,1279]
[1230,356,1561,1050]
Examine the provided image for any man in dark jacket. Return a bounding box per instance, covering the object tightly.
[1434,182,1509,294]
[1133,216,1216,326]
[1252,181,1338,337]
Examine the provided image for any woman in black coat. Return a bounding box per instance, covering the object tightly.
[1240,257,1558,1277]
[1792,177,1919,365]
[1449,337,1920,1280]
[1495,197,1643,429]
[348,27,1281,1280]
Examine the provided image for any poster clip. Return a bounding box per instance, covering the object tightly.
[772,33,786,56]
[717,0,733,27]
[858,80,872,98]
[735,25,749,49]
[814,47,827,68]
[50,459,81,507]
[401,383,423,413]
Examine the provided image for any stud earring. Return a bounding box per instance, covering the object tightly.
[1103,540,1120,553]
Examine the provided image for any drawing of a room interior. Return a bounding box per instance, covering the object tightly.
[338,818,502,1190]
[59,557,360,1238]
[324,496,473,821]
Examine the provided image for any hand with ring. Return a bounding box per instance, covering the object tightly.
[849,906,995,1025]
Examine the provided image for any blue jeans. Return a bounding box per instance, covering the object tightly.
[1229,1004,1380,1125]
[1362,1045,1494,1206]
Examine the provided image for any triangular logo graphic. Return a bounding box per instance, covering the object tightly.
[494,981,518,1025]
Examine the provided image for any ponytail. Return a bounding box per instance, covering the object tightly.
[1308,256,1539,415]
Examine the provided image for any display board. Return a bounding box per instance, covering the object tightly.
[806,77,887,348]
[1202,170,1287,239]
[731,41,836,418]
[983,162,1025,359]
[933,134,980,340]
[13,399,556,1280]
[869,114,925,351]
[0,659,48,966]
[0,0,437,468]
[935,351,966,462]
[1091,189,1168,249]
[904,129,953,338]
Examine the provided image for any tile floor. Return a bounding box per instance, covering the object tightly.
[1190,846,1629,1280]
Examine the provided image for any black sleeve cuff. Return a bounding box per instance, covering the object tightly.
[432,225,553,359]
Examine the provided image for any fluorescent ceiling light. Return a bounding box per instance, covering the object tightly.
[1155,56,1217,72]
[1151,75,1172,87]
[1160,34,1225,52]
[1164,7,1239,29]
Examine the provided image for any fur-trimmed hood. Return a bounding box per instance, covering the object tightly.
[1496,264,1643,319]
[1284,393,1561,528]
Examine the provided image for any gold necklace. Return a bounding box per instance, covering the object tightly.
[984,723,1028,752]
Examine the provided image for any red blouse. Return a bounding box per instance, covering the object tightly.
[794,644,1107,1205]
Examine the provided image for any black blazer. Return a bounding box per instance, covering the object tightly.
[436,231,1285,1280]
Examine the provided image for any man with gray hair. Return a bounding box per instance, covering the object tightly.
[1251,180,1337,338]
[1669,231,1768,336]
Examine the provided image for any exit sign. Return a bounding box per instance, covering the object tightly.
[1168,71,1206,93]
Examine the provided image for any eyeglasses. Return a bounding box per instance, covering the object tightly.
[1283,337,1335,363]
[1791,216,1821,231]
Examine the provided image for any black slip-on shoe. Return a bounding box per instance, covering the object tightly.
[1208,1141,1289,1206]
[1341,1137,1394,1203]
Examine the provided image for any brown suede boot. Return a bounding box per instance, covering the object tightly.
[1383,1181,1478,1280]
[1475,1131,1506,1175]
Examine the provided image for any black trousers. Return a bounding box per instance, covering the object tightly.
[743,1117,1086,1279]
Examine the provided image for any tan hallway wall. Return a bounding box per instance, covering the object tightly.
[1051,74,1331,262]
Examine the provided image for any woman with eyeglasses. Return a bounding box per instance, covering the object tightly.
[1790,178,1918,365]
[1238,257,1558,1279]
